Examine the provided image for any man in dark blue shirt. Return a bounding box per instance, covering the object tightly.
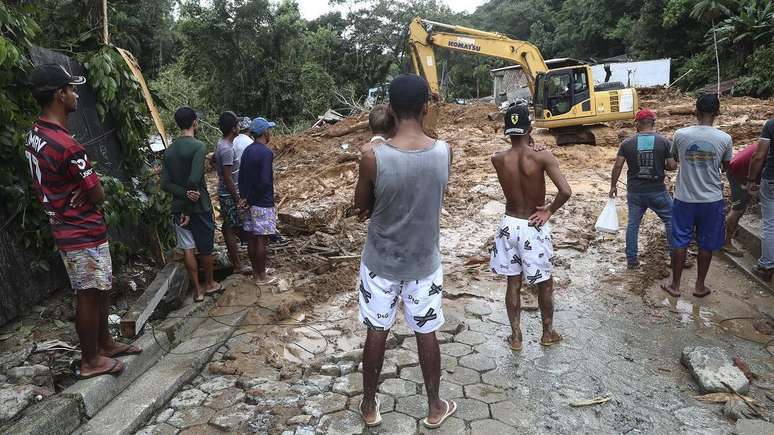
[239,117,277,285]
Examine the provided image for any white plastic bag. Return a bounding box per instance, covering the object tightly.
[595,198,619,233]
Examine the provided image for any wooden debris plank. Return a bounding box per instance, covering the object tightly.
[120,262,187,337]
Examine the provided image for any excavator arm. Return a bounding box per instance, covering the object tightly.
[408,17,548,95]
[406,16,637,140]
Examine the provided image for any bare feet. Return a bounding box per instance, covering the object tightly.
[540,330,563,347]
[692,285,712,298]
[661,282,681,297]
[79,356,124,379]
[507,330,523,351]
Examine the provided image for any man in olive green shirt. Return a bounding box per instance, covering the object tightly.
[161,107,221,301]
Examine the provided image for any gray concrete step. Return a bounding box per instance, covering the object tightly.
[725,212,774,300]
[74,307,246,435]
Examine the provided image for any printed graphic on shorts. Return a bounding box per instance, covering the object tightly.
[490,216,553,284]
[60,242,112,291]
[358,262,444,333]
[359,282,372,304]
[243,206,277,235]
[363,318,384,331]
[498,226,510,239]
[414,308,438,328]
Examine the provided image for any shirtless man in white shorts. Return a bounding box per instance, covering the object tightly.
[490,101,572,350]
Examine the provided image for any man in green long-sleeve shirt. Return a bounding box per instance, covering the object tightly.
[161,107,221,301]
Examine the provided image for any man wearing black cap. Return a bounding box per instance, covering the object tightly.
[662,94,732,298]
[26,64,142,379]
[489,100,572,351]
[161,107,221,302]
[353,74,456,429]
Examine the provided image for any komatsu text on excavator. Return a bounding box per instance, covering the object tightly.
[408,17,638,143]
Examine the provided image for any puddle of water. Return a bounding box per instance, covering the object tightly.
[660,297,714,327]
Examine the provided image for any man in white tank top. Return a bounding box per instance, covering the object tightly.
[353,75,457,429]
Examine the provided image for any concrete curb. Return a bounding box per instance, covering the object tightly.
[63,288,218,418]
[75,307,247,434]
[0,395,82,435]
[0,263,219,435]
[725,217,774,295]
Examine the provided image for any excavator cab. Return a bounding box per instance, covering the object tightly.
[534,67,592,120]
[407,17,638,143]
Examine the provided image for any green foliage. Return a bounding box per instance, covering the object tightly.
[150,62,221,147]
[735,45,774,97]
[1,2,172,268]
[0,3,53,254]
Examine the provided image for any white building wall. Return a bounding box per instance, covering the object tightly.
[591,58,671,87]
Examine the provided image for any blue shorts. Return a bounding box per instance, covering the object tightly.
[671,199,725,251]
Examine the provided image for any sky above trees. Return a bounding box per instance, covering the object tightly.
[294,0,486,19]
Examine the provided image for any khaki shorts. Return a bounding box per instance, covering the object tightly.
[60,241,113,292]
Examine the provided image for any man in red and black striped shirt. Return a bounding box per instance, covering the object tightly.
[26,64,141,379]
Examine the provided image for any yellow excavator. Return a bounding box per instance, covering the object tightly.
[408,17,638,143]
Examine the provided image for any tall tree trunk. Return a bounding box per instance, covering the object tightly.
[713,19,720,97]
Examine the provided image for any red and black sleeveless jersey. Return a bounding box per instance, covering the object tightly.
[25,118,107,252]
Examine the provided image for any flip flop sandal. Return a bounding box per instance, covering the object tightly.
[540,334,563,347]
[73,358,124,380]
[194,295,205,303]
[107,344,142,357]
[359,396,382,427]
[422,399,457,429]
[239,266,253,275]
[506,335,523,351]
[660,284,681,298]
[255,276,278,286]
[692,289,712,298]
[204,283,224,295]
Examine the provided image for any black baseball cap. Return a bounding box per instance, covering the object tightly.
[30,63,86,92]
[389,74,430,106]
[696,93,720,114]
[504,101,531,136]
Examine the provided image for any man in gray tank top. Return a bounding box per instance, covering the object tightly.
[353,75,457,429]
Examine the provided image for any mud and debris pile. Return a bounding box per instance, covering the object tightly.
[261,88,773,314]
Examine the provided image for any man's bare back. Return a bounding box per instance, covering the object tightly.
[492,143,571,225]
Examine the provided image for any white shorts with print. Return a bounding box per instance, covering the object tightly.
[490,215,553,285]
[357,262,445,334]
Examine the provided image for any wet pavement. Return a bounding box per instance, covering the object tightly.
[134,230,774,434]
[134,130,774,434]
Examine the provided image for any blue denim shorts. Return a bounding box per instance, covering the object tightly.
[671,199,725,251]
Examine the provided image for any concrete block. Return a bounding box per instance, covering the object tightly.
[681,346,750,394]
